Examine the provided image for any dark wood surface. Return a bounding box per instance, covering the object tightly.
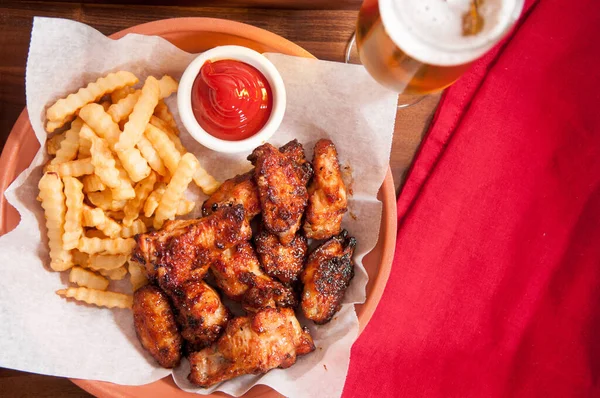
[0,1,439,396]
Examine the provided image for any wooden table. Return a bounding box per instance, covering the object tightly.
[0,1,440,396]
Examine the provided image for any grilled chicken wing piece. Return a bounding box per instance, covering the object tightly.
[131,205,251,293]
[210,242,296,313]
[254,227,308,285]
[301,230,356,324]
[303,139,348,240]
[202,171,261,220]
[169,280,230,352]
[248,142,311,245]
[188,307,315,387]
[133,285,182,368]
[279,139,313,186]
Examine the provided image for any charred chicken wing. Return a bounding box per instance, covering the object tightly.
[188,307,315,387]
[301,230,356,324]
[248,142,311,245]
[303,139,348,240]
[132,285,182,368]
[202,171,261,220]
[210,242,296,313]
[254,227,308,285]
[131,205,251,293]
[279,139,313,186]
[169,280,230,352]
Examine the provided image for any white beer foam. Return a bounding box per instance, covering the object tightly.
[379,0,524,66]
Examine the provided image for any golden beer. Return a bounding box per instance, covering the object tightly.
[356,0,524,94]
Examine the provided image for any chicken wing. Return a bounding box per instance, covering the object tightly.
[131,205,251,293]
[188,307,315,387]
[169,280,230,352]
[132,285,182,368]
[303,139,348,240]
[202,171,260,220]
[300,230,356,324]
[248,142,311,245]
[210,242,296,313]
[254,227,308,285]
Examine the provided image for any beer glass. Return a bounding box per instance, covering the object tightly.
[347,0,525,105]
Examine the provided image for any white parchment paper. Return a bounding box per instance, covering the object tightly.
[0,17,397,398]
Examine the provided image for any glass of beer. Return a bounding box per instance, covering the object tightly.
[349,0,525,105]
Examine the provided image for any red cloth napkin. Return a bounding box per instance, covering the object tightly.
[344,0,600,396]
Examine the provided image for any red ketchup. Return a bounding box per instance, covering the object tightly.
[191,59,273,141]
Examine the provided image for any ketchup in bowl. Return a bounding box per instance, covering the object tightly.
[191,60,273,141]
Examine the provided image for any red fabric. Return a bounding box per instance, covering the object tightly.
[344,0,600,397]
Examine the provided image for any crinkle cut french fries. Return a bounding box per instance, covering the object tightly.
[38,70,222,309]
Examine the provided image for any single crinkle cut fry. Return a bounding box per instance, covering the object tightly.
[82,174,106,193]
[123,172,156,226]
[38,172,72,271]
[88,254,129,270]
[153,100,179,134]
[46,71,138,122]
[56,287,132,309]
[116,147,152,183]
[157,75,178,98]
[149,116,185,153]
[193,167,221,195]
[78,236,136,255]
[107,90,142,123]
[98,266,128,281]
[128,260,148,291]
[176,198,195,216]
[47,132,66,155]
[46,113,76,134]
[116,76,160,151]
[51,118,84,165]
[46,158,94,177]
[62,176,84,250]
[154,153,199,229]
[144,123,181,174]
[143,183,166,217]
[69,266,109,290]
[136,136,167,177]
[120,219,147,238]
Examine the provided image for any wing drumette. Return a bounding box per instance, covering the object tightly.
[303,139,348,240]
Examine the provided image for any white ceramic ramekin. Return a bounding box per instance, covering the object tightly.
[177,45,286,153]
